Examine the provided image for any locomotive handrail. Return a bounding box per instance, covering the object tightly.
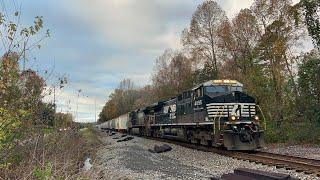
[218,106,225,131]
[256,105,267,130]
[213,105,225,134]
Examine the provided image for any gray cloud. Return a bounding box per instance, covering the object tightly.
[62,0,193,53]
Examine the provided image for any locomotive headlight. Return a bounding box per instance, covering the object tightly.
[254,115,259,121]
[230,115,236,121]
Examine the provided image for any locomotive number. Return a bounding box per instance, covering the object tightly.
[194,100,202,106]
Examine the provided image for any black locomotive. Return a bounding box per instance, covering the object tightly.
[102,80,265,150]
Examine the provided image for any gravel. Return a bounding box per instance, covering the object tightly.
[263,144,320,160]
[92,132,319,180]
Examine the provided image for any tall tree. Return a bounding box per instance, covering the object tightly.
[298,50,320,125]
[300,0,320,49]
[218,9,270,105]
[182,0,228,77]
[98,79,144,122]
[218,8,260,77]
[20,69,45,110]
[250,0,305,124]
[152,50,193,100]
[251,0,292,33]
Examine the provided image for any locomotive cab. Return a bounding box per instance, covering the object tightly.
[202,80,264,150]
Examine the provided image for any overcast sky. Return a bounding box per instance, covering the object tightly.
[2,0,301,122]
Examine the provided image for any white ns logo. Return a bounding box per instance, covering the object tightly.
[231,104,242,116]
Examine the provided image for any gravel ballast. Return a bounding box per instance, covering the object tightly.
[93,132,319,180]
[264,144,320,160]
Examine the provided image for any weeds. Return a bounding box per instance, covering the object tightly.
[0,126,100,179]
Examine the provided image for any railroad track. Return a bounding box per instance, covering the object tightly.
[101,129,320,177]
[144,136,320,177]
[232,151,320,176]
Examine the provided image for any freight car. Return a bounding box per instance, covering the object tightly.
[99,114,128,132]
[99,80,265,150]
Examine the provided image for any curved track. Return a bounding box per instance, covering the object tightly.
[145,136,320,177]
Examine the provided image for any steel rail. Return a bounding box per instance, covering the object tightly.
[143,136,320,177]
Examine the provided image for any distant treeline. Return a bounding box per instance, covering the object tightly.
[99,0,320,143]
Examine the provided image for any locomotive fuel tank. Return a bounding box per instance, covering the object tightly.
[161,127,186,141]
[163,128,184,136]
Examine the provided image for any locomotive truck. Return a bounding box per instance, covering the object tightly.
[99,79,265,150]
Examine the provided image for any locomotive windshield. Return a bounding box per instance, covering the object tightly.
[229,86,243,92]
[204,85,242,94]
[205,86,227,93]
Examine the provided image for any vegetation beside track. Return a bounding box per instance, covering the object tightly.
[0,125,100,179]
[0,6,101,179]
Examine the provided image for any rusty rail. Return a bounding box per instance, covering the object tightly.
[144,136,320,177]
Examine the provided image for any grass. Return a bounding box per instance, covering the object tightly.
[0,125,101,179]
[42,127,54,134]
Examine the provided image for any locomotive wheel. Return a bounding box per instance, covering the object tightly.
[190,137,199,144]
[200,138,209,146]
[154,129,162,138]
[187,130,197,144]
[152,130,157,137]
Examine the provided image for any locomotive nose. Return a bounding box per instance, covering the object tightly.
[239,126,254,143]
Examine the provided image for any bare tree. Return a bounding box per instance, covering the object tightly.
[218,9,260,77]
[182,0,228,76]
[152,50,194,100]
[251,0,292,34]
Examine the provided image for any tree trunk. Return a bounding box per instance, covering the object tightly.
[284,54,299,99]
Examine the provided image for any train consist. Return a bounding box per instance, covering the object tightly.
[99,80,265,150]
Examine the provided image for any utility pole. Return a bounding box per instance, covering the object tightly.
[53,86,56,108]
[23,41,26,71]
[94,97,97,122]
[53,85,56,127]
[75,89,81,122]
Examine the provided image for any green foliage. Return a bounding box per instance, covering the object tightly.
[0,53,21,109]
[301,0,320,49]
[0,108,24,153]
[0,7,93,180]
[54,112,73,128]
[80,127,96,145]
[0,53,30,166]
[42,128,54,134]
[263,52,320,144]
[265,121,320,144]
[38,103,56,127]
[298,53,320,100]
[0,10,62,171]
[264,121,286,143]
[33,163,52,180]
[298,52,320,125]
